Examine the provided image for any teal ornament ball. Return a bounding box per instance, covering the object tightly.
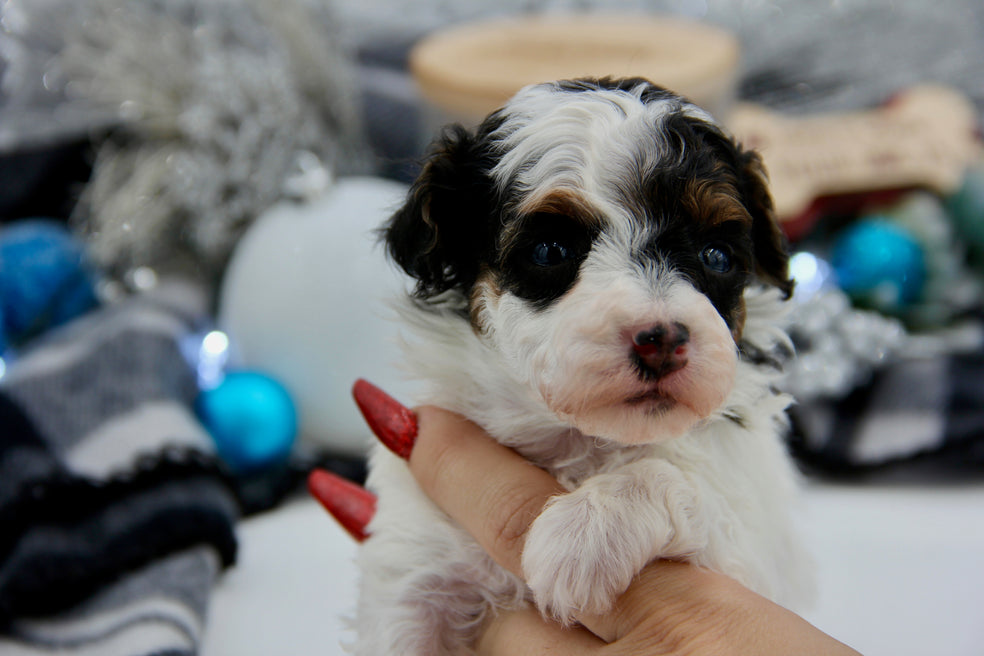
[196,370,298,473]
[0,220,99,346]
[831,218,927,313]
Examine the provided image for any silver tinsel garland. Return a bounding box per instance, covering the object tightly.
[781,287,908,401]
[1,0,365,286]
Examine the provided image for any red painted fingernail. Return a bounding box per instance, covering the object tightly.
[352,379,418,460]
[307,469,377,542]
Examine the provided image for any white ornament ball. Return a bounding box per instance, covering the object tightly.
[218,176,418,456]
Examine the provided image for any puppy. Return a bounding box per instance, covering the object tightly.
[356,77,812,655]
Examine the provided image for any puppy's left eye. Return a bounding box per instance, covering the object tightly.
[531,241,576,267]
[700,245,733,274]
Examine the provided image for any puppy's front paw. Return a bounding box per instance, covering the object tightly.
[521,463,707,623]
[521,492,638,622]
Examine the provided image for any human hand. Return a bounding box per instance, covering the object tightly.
[310,380,862,655]
[407,405,860,655]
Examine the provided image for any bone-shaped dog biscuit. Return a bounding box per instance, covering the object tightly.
[728,85,983,223]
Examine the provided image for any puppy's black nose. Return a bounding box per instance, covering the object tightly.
[632,322,690,378]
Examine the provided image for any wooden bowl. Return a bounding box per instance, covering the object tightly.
[410,14,740,125]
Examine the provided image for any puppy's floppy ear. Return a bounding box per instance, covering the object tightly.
[737,149,794,298]
[384,124,494,299]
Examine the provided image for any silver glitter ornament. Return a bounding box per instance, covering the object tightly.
[2,0,366,291]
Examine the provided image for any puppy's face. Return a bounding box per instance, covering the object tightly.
[387,78,792,444]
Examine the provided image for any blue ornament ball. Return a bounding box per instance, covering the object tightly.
[196,370,298,473]
[830,218,927,313]
[0,219,99,346]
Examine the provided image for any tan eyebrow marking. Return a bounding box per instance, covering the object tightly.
[682,175,753,228]
[499,188,602,254]
[514,188,600,225]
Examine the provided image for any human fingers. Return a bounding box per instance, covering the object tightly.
[350,379,564,579]
[476,607,603,656]
[307,469,376,542]
[408,405,566,579]
[394,399,858,653]
[597,562,863,656]
[399,401,688,643]
[328,381,862,655]
[350,380,642,641]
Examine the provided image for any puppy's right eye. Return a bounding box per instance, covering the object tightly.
[531,241,576,267]
[501,211,597,307]
[700,244,733,274]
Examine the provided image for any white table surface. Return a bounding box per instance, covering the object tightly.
[203,480,984,656]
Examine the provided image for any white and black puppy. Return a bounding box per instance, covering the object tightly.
[356,77,812,655]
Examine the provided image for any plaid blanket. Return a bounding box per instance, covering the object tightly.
[0,283,238,654]
[790,344,984,477]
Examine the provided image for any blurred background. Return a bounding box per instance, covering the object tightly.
[1,1,983,654]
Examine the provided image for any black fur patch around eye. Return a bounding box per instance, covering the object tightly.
[615,111,765,334]
[498,213,599,309]
[645,213,753,332]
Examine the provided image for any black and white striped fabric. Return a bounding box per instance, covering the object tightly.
[0,282,238,655]
[789,347,984,477]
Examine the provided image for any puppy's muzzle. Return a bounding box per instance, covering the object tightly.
[631,322,690,380]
